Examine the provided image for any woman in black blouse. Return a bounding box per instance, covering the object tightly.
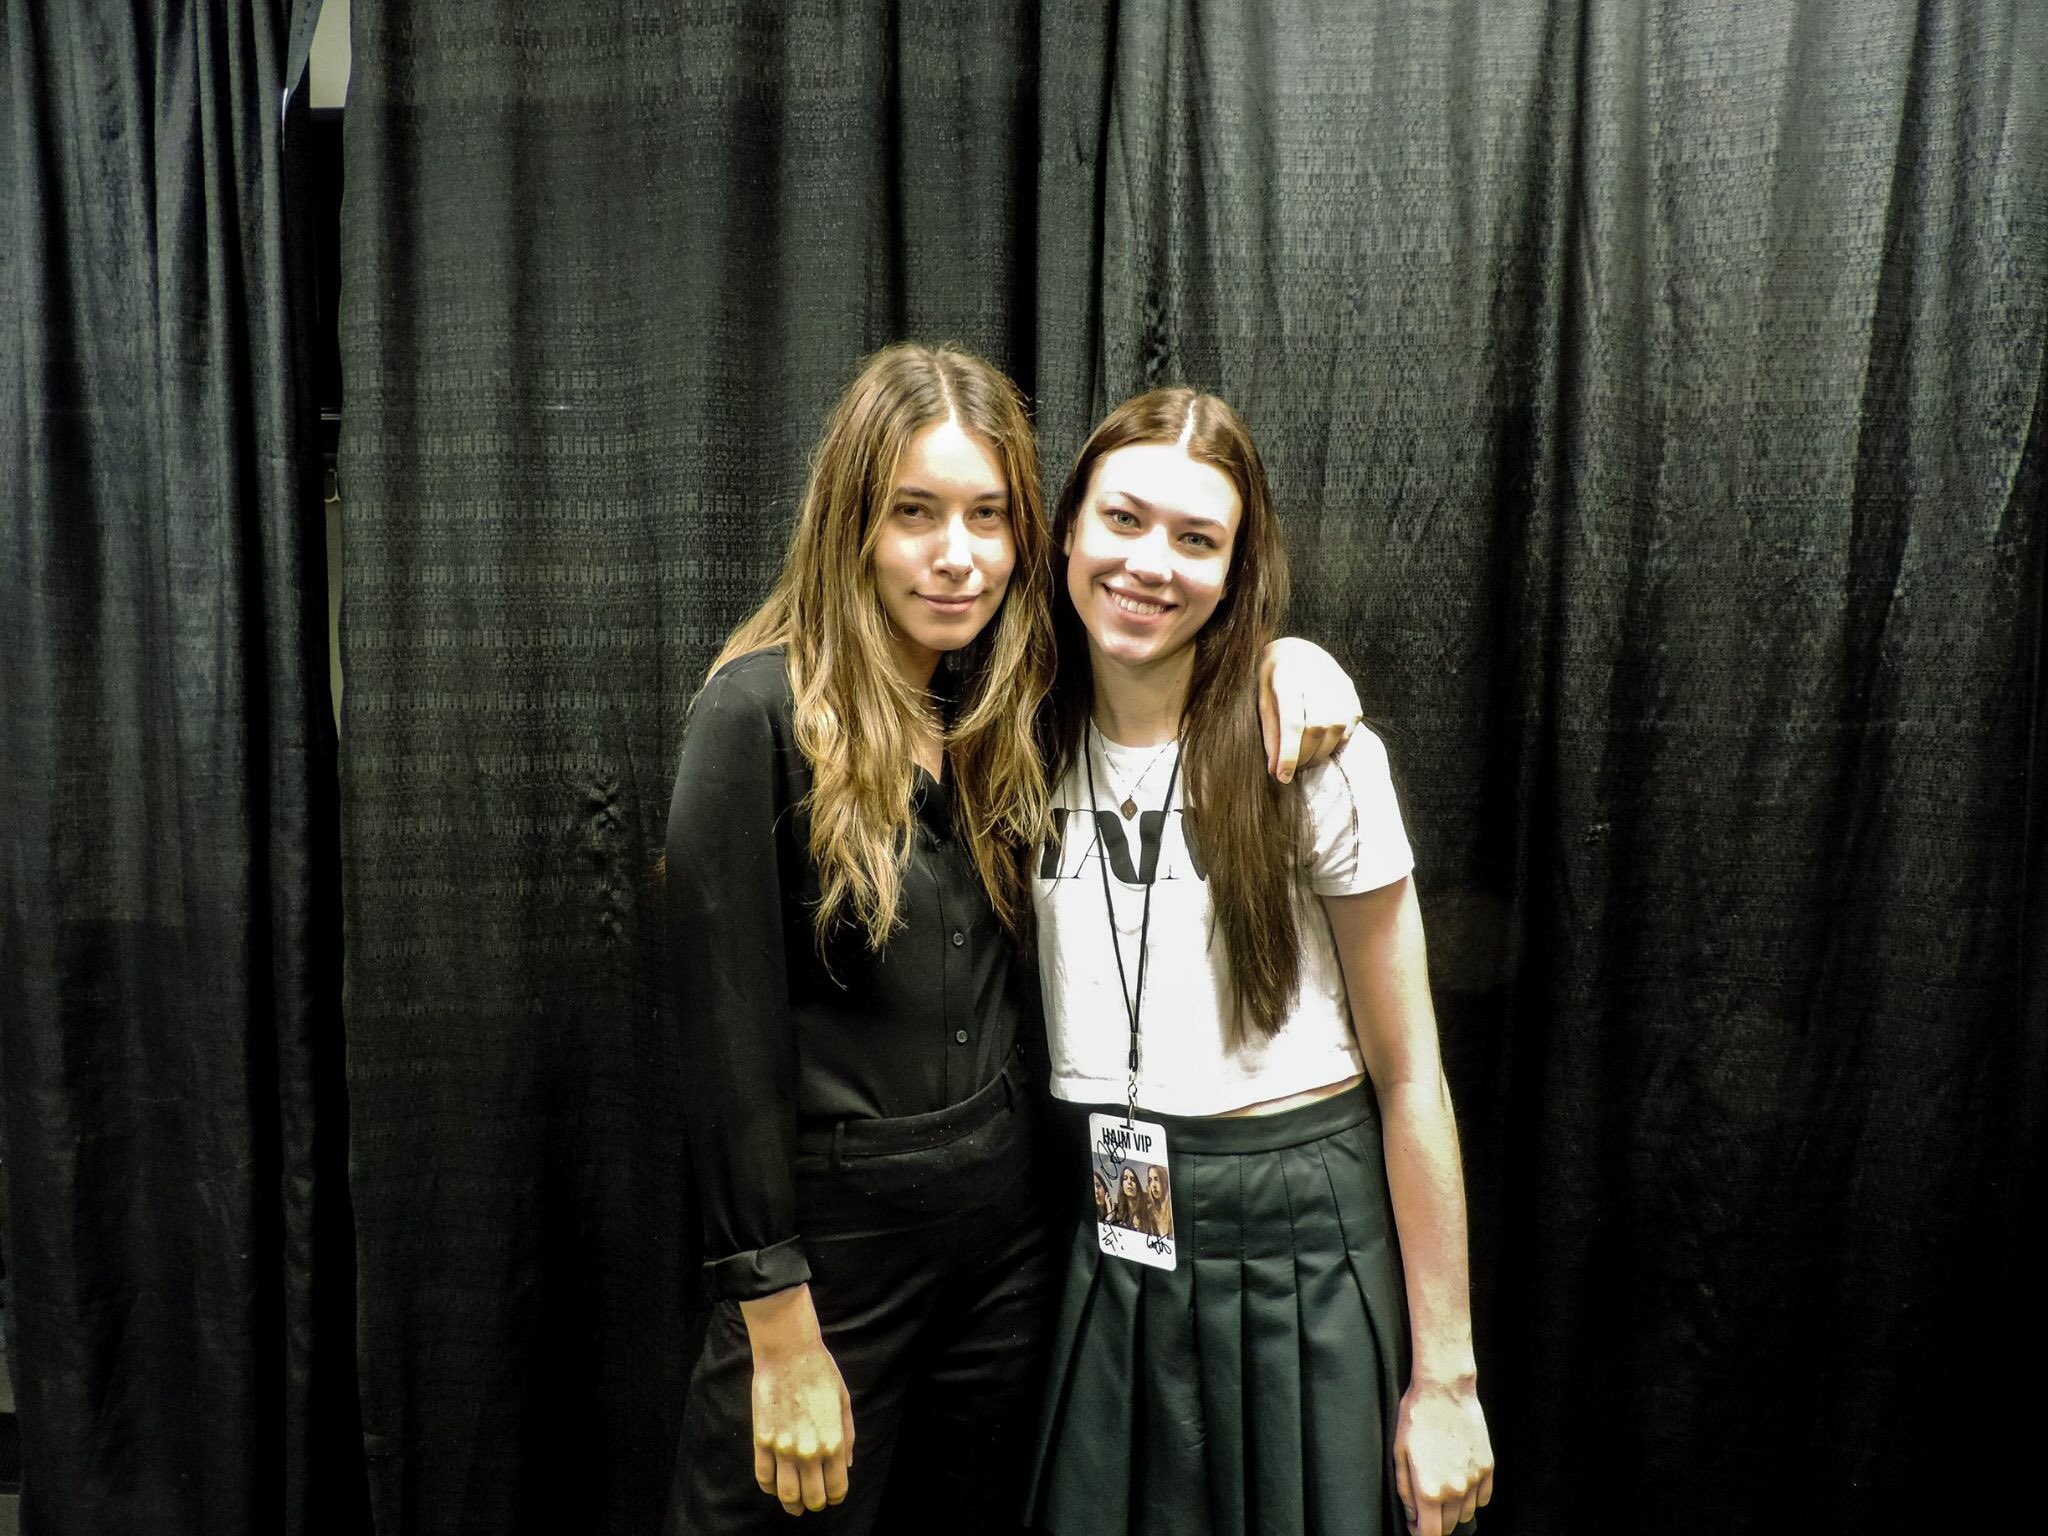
[663,344,1358,1534]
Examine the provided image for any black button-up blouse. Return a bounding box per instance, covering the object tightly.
[664,649,1032,1300]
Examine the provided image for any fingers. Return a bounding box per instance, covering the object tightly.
[764,1445,847,1516]
[1477,1467,1494,1508]
[1300,722,1332,771]
[1419,1477,1477,1535]
[771,1447,849,1516]
[1293,714,1361,774]
[759,1418,851,1516]
[1402,1446,1459,1536]
[798,1455,827,1514]
[1273,688,1306,783]
[823,1387,854,1505]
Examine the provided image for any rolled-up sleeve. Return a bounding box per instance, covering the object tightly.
[665,660,811,1300]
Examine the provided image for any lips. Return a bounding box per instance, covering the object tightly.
[918,593,980,613]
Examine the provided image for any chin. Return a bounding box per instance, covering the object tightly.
[919,617,991,658]
[1094,625,1177,667]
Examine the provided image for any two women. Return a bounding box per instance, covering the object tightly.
[1029,389,1494,1536]
[663,345,1360,1534]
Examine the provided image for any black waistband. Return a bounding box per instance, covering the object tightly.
[796,1052,1028,1161]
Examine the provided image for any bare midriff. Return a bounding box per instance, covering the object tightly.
[1214,1070,1366,1118]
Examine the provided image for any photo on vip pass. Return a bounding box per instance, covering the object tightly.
[1092,1152,1175,1247]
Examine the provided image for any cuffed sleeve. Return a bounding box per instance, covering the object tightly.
[666,654,810,1302]
[702,1234,812,1300]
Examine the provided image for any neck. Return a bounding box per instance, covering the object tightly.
[887,631,941,693]
[1087,642,1194,747]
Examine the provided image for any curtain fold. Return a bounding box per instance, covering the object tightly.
[0,2,364,1535]
[337,4,1039,1530]
[1069,3,2045,1526]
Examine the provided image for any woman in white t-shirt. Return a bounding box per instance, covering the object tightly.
[1025,388,1495,1536]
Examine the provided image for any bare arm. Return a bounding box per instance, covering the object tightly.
[1323,877,1494,1536]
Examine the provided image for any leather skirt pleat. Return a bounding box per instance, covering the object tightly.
[1027,1083,1420,1536]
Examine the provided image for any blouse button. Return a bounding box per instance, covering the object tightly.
[954,1030,969,1044]
[950,930,965,947]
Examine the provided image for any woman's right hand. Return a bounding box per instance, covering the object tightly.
[739,1285,856,1515]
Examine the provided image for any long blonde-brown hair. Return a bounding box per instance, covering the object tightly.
[711,343,1053,949]
[1045,388,1302,1039]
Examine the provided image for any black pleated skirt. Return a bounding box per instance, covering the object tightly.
[1026,1083,1417,1536]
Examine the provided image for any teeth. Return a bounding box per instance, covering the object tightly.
[1110,591,1168,616]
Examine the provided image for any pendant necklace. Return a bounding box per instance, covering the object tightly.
[1093,723,1176,820]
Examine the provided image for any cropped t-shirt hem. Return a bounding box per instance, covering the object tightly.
[1049,1053,1368,1118]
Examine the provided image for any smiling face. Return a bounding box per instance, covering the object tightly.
[1062,440,1241,685]
[870,416,1015,686]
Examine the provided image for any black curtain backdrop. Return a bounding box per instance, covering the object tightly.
[337,3,2047,1533]
[337,5,1037,1531]
[0,3,365,1534]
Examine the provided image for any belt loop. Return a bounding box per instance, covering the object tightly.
[831,1120,846,1173]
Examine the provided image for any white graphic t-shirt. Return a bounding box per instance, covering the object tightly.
[1034,725,1415,1115]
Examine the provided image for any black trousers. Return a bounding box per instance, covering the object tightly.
[666,1060,1058,1535]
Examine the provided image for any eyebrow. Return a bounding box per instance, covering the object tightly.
[1102,489,1230,530]
[896,485,1008,504]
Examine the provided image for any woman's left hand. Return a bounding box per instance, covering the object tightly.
[1394,1377,1494,1535]
[1257,637,1362,782]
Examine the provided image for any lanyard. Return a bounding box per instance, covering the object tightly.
[1083,725,1182,1125]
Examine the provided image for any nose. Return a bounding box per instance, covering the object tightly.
[933,512,974,577]
[1124,523,1173,584]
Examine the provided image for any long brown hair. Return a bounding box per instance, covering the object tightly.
[711,343,1053,948]
[1046,388,1302,1040]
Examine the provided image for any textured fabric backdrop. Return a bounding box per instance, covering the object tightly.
[0,2,364,1533]
[338,2,2046,1532]
[337,5,1038,1531]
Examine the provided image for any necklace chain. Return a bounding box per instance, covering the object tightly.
[1092,724,1176,819]
[1084,739,1183,1123]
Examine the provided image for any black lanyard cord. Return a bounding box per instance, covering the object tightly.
[1083,725,1182,1125]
